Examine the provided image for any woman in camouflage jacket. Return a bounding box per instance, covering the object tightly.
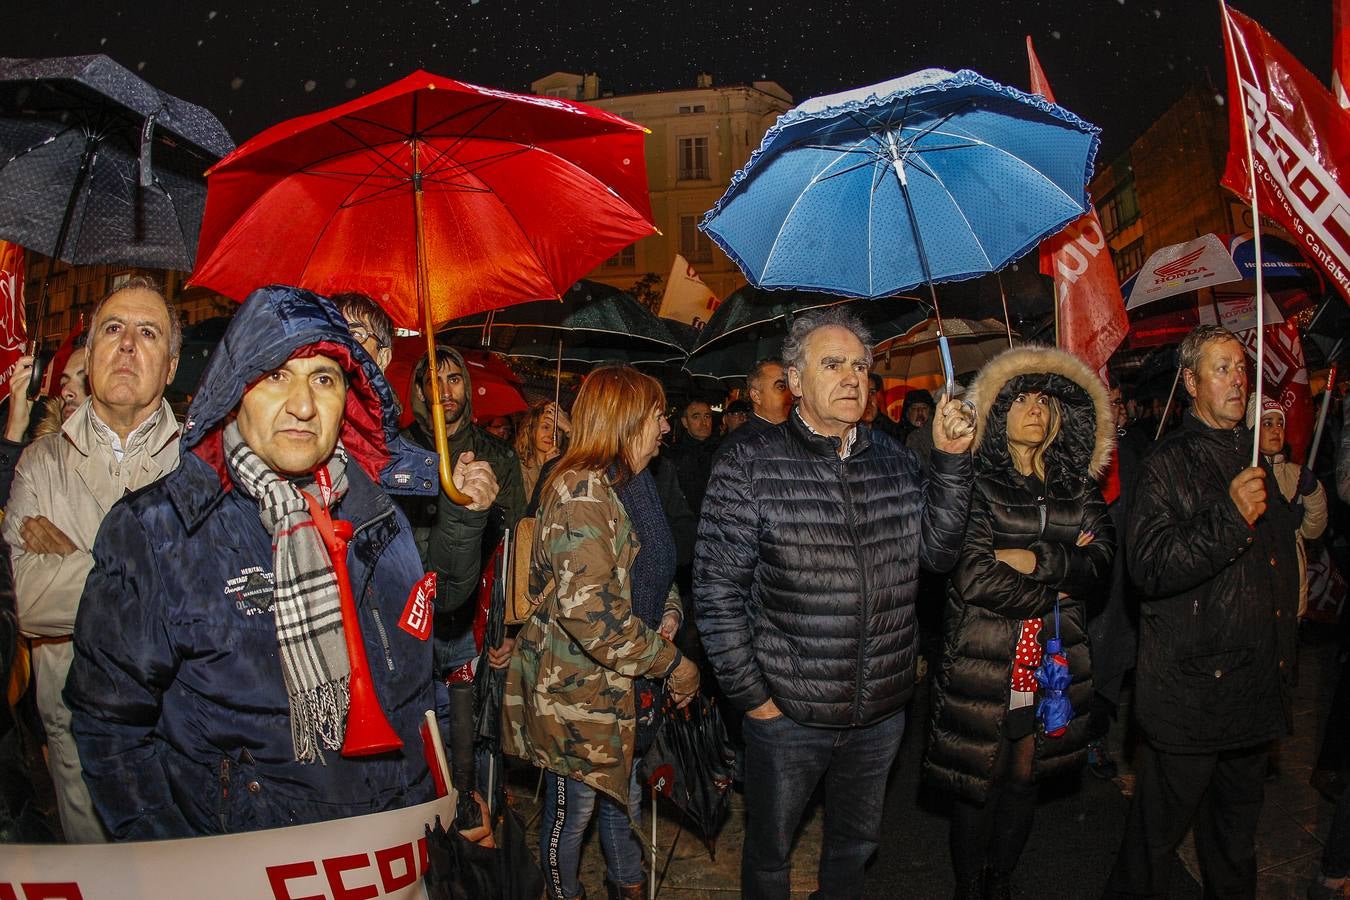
[503,365,700,900]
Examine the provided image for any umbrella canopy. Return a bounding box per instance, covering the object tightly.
[700,68,1098,299]
[0,54,234,273]
[683,284,927,379]
[872,317,1014,386]
[439,279,686,365]
[191,70,655,330]
[1121,232,1316,310]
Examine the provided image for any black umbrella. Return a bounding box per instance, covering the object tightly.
[683,284,928,379]
[440,279,687,366]
[423,806,543,900]
[637,694,737,859]
[0,54,233,334]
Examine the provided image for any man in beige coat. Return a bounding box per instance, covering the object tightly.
[3,277,181,842]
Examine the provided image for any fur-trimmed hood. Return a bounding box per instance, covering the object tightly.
[966,344,1114,484]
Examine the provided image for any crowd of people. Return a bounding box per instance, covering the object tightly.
[0,277,1348,900]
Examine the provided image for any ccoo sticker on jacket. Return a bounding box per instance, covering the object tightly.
[399,573,436,640]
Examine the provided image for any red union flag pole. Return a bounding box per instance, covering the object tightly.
[0,240,28,405]
[1221,2,1275,467]
[1026,36,1129,376]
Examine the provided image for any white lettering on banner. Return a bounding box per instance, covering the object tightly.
[1240,76,1350,295]
[0,796,452,900]
[1053,219,1107,284]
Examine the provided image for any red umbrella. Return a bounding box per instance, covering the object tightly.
[190,70,655,499]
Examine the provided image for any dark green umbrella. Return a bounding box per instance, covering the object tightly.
[439,279,686,366]
[682,285,929,379]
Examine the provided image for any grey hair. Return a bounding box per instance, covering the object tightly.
[781,307,874,372]
[88,275,183,358]
[1178,324,1239,376]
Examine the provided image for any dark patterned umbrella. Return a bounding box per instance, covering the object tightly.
[0,54,233,296]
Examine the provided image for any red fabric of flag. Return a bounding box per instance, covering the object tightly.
[1221,5,1350,307]
[0,240,28,404]
[1026,37,1130,373]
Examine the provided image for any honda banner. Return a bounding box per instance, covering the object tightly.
[1123,233,1244,310]
[0,240,27,404]
[0,795,452,900]
[1222,5,1350,306]
[1027,36,1129,373]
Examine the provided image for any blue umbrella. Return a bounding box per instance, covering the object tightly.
[1034,602,1074,737]
[701,68,1098,387]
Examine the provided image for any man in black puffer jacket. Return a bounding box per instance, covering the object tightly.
[1107,325,1300,900]
[695,308,974,900]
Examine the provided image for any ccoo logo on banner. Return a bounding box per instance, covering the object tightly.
[0,795,452,900]
[1222,6,1350,305]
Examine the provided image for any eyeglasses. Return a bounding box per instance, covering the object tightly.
[348,324,388,349]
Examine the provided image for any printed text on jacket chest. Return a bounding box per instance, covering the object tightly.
[225,566,276,616]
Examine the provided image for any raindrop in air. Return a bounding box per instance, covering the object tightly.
[304,80,317,92]
[345,77,357,89]
[230,76,244,90]
[208,10,217,18]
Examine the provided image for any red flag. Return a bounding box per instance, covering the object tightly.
[1026,37,1130,373]
[1335,0,1350,109]
[1235,319,1314,462]
[0,240,28,404]
[1221,6,1350,306]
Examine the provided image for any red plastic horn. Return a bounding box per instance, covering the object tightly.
[302,493,403,757]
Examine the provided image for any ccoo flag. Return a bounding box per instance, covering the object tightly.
[1027,37,1129,374]
[0,240,28,404]
[1221,5,1350,306]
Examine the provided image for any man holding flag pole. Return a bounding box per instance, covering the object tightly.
[1106,5,1341,896]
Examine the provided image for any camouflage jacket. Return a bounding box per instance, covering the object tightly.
[502,468,682,806]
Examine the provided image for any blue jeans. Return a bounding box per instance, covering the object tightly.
[741,709,905,900]
[540,768,643,900]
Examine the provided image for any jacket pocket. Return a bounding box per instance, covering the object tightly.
[1177,647,1254,681]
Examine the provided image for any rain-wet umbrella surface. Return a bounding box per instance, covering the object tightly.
[701,67,1098,389]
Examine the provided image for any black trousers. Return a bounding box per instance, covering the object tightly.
[1105,741,1267,900]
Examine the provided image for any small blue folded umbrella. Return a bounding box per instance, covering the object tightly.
[702,68,1099,388]
[1034,601,1074,736]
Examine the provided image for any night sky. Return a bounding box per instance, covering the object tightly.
[7,1,1333,163]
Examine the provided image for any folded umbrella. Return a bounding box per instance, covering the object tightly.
[637,694,737,858]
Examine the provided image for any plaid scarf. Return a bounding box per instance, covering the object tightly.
[224,421,351,764]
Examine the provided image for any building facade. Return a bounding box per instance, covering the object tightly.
[22,256,234,349]
[1092,84,1256,283]
[531,71,792,303]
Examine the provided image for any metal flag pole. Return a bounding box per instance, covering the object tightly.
[1309,361,1339,463]
[1221,0,1267,467]
[997,272,1015,348]
[1156,366,1183,441]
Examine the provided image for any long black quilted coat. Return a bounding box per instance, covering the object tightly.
[924,346,1116,805]
[694,411,972,728]
[1127,412,1300,753]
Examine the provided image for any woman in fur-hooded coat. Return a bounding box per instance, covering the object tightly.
[924,345,1116,898]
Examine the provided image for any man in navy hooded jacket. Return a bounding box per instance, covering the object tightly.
[64,285,495,839]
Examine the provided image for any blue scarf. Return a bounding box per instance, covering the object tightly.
[613,467,677,754]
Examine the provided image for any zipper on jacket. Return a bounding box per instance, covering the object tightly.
[840,456,869,724]
[369,606,396,672]
[1036,494,1047,537]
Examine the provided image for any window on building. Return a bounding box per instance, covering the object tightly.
[680,215,713,263]
[603,245,636,268]
[543,86,574,100]
[678,136,710,181]
[677,104,707,115]
[1099,179,1140,240]
[1112,238,1146,283]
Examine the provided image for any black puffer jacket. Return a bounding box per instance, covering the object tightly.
[695,412,972,728]
[1128,411,1300,753]
[925,346,1116,805]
